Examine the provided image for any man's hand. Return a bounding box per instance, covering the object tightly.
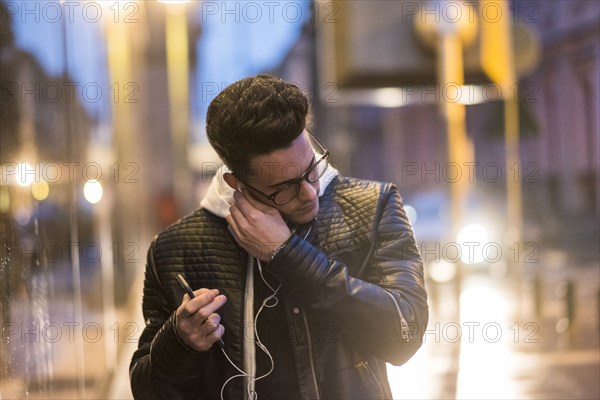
[226,189,292,261]
[175,288,227,352]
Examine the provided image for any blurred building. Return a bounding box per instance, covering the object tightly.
[1,2,93,391]
[516,0,599,246]
[0,1,203,396]
[0,0,93,298]
[273,0,599,250]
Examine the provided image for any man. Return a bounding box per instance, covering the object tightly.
[130,75,428,399]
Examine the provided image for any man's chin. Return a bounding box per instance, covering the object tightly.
[288,204,319,225]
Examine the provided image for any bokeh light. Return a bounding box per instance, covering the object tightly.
[31,180,50,201]
[457,223,489,264]
[83,180,103,204]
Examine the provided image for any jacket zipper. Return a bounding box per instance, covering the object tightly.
[301,308,321,399]
[356,360,385,399]
[383,289,413,342]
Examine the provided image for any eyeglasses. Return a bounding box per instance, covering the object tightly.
[234,133,331,206]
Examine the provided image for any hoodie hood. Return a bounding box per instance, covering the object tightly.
[200,163,339,218]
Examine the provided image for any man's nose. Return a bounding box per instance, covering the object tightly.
[297,179,318,202]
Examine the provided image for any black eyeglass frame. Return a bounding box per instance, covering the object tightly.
[233,132,330,206]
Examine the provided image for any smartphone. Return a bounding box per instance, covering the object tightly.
[176,273,225,348]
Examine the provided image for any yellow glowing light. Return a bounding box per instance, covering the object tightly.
[159,0,190,3]
[83,180,103,204]
[0,188,9,213]
[16,162,36,187]
[31,180,50,201]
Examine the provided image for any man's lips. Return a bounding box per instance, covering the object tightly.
[298,201,317,212]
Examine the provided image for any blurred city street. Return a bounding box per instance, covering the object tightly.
[1,0,599,399]
[388,245,600,400]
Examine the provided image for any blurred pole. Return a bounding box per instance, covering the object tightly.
[416,4,478,397]
[503,25,522,285]
[438,34,474,310]
[480,0,522,281]
[415,0,477,321]
[96,187,116,377]
[164,3,191,213]
[439,29,472,400]
[504,85,523,304]
[438,32,474,317]
[417,0,477,323]
[104,4,135,384]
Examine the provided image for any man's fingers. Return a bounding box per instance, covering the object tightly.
[206,324,225,345]
[226,214,242,243]
[181,294,227,324]
[228,207,260,250]
[180,287,213,305]
[240,188,276,212]
[180,287,212,308]
[228,204,246,227]
[232,190,256,219]
[175,292,227,351]
[202,313,221,334]
[196,294,227,320]
[178,289,219,318]
[183,287,211,302]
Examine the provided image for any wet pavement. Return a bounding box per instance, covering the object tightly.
[388,247,600,400]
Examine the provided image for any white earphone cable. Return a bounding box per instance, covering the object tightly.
[220,225,312,399]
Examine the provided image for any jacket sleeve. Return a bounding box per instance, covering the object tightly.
[266,184,428,366]
[129,240,211,399]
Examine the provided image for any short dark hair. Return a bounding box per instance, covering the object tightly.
[206,74,309,174]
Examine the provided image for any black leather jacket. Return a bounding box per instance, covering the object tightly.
[130,176,428,399]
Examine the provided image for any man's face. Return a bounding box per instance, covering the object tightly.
[240,131,320,225]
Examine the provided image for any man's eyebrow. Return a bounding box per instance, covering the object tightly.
[266,155,316,188]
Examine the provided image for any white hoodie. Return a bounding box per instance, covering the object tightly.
[198,163,338,397]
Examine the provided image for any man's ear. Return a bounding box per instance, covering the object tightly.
[223,173,239,191]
